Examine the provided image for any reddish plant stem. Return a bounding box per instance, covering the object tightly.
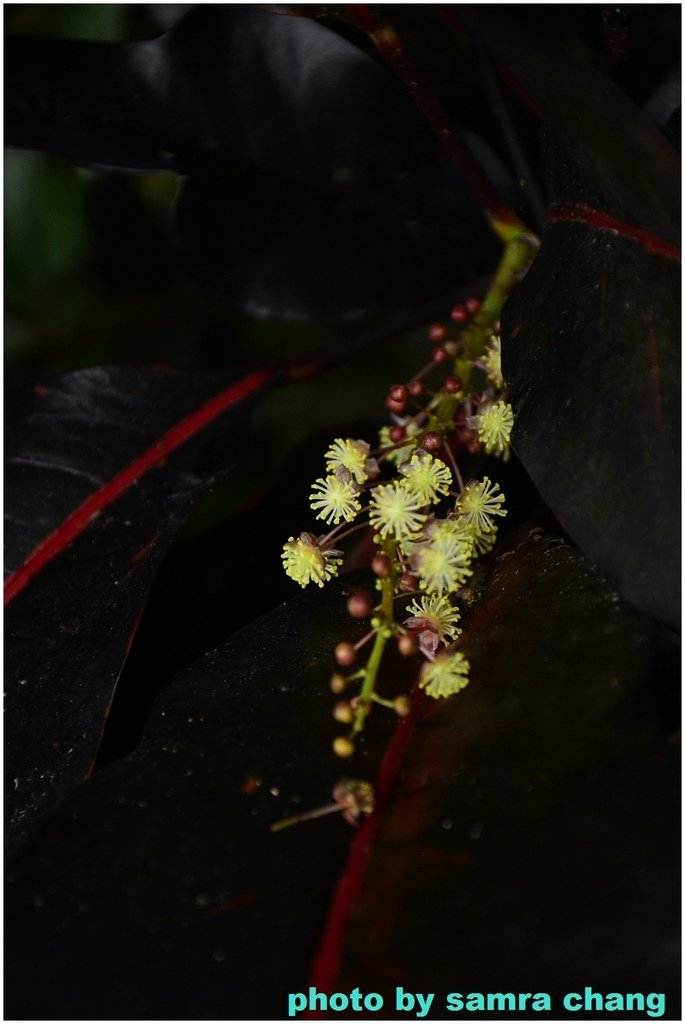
[347,4,528,243]
[306,685,424,1007]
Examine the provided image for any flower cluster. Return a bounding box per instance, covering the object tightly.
[280,305,514,759]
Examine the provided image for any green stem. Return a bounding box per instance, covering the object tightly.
[477,231,539,335]
[351,618,389,737]
[370,692,396,709]
[351,541,397,736]
[456,230,539,389]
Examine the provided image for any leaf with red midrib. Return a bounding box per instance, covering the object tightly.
[5,536,677,1020]
[461,8,680,244]
[502,130,679,629]
[5,363,274,853]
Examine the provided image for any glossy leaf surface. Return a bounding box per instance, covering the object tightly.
[464,8,680,241]
[6,6,501,320]
[5,364,272,853]
[6,533,677,1019]
[502,132,680,629]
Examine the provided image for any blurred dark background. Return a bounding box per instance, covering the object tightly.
[5,3,679,762]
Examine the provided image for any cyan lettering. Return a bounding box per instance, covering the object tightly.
[288,993,306,1017]
[604,993,624,1012]
[487,993,516,1011]
[563,992,582,1011]
[396,987,414,1012]
[647,993,665,1018]
[415,993,434,1018]
[445,993,463,1012]
[309,988,327,1012]
[584,987,603,1012]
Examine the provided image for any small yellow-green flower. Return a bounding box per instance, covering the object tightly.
[281,533,342,588]
[425,516,471,546]
[475,401,514,461]
[368,480,427,540]
[457,476,507,534]
[405,593,461,641]
[481,335,504,389]
[325,438,374,484]
[458,517,499,557]
[420,650,470,698]
[309,473,361,525]
[413,534,473,593]
[399,450,452,505]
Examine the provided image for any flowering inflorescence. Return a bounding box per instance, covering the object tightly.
[281,300,515,759]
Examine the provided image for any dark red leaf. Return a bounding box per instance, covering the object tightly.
[463,8,680,243]
[501,131,679,628]
[5,364,273,853]
[5,533,677,1019]
[6,7,501,320]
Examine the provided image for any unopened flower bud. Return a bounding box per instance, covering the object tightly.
[330,673,347,694]
[422,432,441,453]
[347,590,373,618]
[333,701,354,724]
[394,695,412,717]
[335,642,356,666]
[333,736,355,759]
[397,634,418,656]
[372,554,392,578]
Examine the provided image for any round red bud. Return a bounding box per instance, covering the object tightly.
[389,384,409,403]
[408,379,425,397]
[450,304,467,323]
[465,296,481,315]
[347,590,373,618]
[397,634,418,656]
[432,346,449,364]
[371,554,392,578]
[335,641,357,666]
[385,396,406,414]
[443,375,463,394]
[428,322,447,342]
[389,425,406,443]
[421,431,442,453]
